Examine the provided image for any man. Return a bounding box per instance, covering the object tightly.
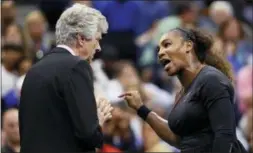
[19,3,112,152]
[1,108,20,153]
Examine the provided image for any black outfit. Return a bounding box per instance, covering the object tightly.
[167,66,247,153]
[19,47,102,152]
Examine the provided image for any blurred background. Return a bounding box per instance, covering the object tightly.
[1,0,252,152]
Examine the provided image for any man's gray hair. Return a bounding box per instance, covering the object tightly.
[55,3,108,45]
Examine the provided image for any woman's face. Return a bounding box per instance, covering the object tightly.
[4,25,22,44]
[224,20,241,41]
[157,31,193,76]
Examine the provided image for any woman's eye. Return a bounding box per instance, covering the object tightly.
[164,42,171,48]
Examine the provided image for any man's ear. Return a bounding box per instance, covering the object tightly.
[77,34,85,46]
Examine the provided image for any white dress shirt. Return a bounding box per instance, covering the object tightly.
[1,65,18,97]
[57,44,76,56]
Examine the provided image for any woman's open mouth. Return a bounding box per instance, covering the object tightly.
[160,59,171,67]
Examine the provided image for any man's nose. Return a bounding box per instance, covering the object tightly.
[96,44,101,52]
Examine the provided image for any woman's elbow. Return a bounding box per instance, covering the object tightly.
[214,129,235,140]
[161,134,180,148]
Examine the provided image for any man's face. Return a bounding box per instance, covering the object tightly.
[3,109,20,144]
[28,19,45,40]
[79,32,102,63]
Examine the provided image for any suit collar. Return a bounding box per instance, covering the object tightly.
[57,45,76,56]
[43,47,73,57]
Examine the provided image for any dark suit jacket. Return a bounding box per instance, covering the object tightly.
[19,47,103,152]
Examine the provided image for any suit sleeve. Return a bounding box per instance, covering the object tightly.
[201,74,235,153]
[63,60,103,148]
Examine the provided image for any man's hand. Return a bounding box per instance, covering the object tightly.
[97,97,113,126]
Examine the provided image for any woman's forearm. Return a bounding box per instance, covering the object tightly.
[145,111,180,147]
[119,90,180,147]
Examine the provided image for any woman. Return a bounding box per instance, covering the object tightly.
[216,18,252,74]
[2,23,28,54]
[119,28,246,153]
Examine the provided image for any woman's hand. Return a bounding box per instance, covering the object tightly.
[119,91,180,147]
[118,90,143,110]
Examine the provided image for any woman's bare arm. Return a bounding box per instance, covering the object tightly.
[118,90,180,147]
[145,111,180,148]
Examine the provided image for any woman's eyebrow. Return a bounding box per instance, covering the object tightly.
[160,39,170,46]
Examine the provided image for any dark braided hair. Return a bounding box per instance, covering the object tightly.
[172,27,234,82]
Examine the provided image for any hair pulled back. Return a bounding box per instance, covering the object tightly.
[174,28,234,82]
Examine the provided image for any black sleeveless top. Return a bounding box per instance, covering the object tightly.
[168,66,247,153]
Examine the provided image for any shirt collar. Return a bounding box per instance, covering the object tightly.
[57,44,76,56]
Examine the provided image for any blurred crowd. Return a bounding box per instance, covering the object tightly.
[1,0,252,153]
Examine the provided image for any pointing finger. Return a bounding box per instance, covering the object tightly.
[118,92,132,98]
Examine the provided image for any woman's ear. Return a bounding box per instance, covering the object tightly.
[186,41,194,53]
